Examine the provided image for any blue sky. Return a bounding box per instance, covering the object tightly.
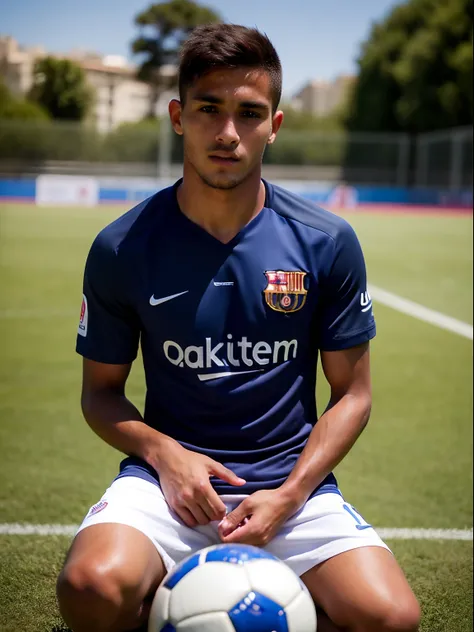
[2,0,399,97]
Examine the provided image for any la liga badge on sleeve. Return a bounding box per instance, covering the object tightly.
[78,294,88,337]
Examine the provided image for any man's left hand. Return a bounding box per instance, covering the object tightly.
[217,489,301,546]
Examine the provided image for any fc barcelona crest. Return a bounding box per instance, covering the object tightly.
[263,270,308,313]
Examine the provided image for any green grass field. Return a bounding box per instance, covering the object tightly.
[0,203,472,632]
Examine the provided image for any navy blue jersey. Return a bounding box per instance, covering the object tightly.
[76,180,375,497]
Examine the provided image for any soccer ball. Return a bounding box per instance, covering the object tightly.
[148,543,317,631]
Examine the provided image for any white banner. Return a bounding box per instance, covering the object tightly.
[36,175,99,206]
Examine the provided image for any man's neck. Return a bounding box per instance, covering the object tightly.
[176,167,266,244]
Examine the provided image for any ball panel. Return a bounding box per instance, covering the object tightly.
[169,562,250,623]
[284,590,317,632]
[164,553,201,589]
[148,585,171,631]
[176,611,235,631]
[205,544,278,564]
[244,558,302,607]
[228,590,289,632]
[150,544,316,632]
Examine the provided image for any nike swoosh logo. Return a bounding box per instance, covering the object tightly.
[149,291,189,306]
[361,303,373,313]
[198,369,264,382]
[356,524,373,530]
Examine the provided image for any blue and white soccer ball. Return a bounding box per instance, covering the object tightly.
[148,544,317,631]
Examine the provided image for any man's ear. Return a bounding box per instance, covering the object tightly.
[267,110,284,145]
[169,99,183,135]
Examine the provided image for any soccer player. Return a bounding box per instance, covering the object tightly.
[57,24,421,632]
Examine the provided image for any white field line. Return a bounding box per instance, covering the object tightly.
[377,528,473,541]
[369,285,473,340]
[0,524,77,536]
[0,523,472,540]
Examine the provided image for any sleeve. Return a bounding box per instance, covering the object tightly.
[317,221,376,351]
[76,233,140,364]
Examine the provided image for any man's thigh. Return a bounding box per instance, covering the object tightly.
[301,546,419,630]
[58,476,221,630]
[263,492,419,629]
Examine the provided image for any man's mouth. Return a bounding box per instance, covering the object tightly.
[209,153,240,164]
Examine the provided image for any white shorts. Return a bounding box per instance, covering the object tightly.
[77,476,390,577]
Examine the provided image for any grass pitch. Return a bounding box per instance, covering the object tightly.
[0,203,472,632]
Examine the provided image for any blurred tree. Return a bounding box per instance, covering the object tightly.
[280,104,345,132]
[0,79,11,106]
[29,57,93,121]
[132,0,221,115]
[0,78,49,120]
[346,0,473,133]
[104,119,160,162]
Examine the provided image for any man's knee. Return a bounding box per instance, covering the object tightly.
[58,560,120,604]
[382,596,421,632]
[354,594,421,632]
[56,560,137,631]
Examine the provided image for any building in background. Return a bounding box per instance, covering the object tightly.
[0,36,46,96]
[75,54,151,132]
[291,74,355,116]
[0,36,176,132]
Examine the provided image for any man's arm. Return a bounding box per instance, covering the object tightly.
[81,358,169,467]
[81,358,245,527]
[219,220,375,544]
[218,342,372,544]
[280,342,372,505]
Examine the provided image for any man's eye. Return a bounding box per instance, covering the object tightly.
[242,110,261,118]
[200,106,217,113]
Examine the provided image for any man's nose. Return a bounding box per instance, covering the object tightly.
[216,117,240,145]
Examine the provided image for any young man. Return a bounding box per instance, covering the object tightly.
[57,24,421,632]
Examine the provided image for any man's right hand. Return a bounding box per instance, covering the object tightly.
[156,438,246,528]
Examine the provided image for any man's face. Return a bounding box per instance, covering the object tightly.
[170,68,283,190]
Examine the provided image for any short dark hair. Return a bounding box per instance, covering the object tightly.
[178,24,282,112]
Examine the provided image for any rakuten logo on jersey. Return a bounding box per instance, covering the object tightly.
[163,335,298,382]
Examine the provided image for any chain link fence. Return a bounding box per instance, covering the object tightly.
[0,118,471,191]
[415,126,473,190]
